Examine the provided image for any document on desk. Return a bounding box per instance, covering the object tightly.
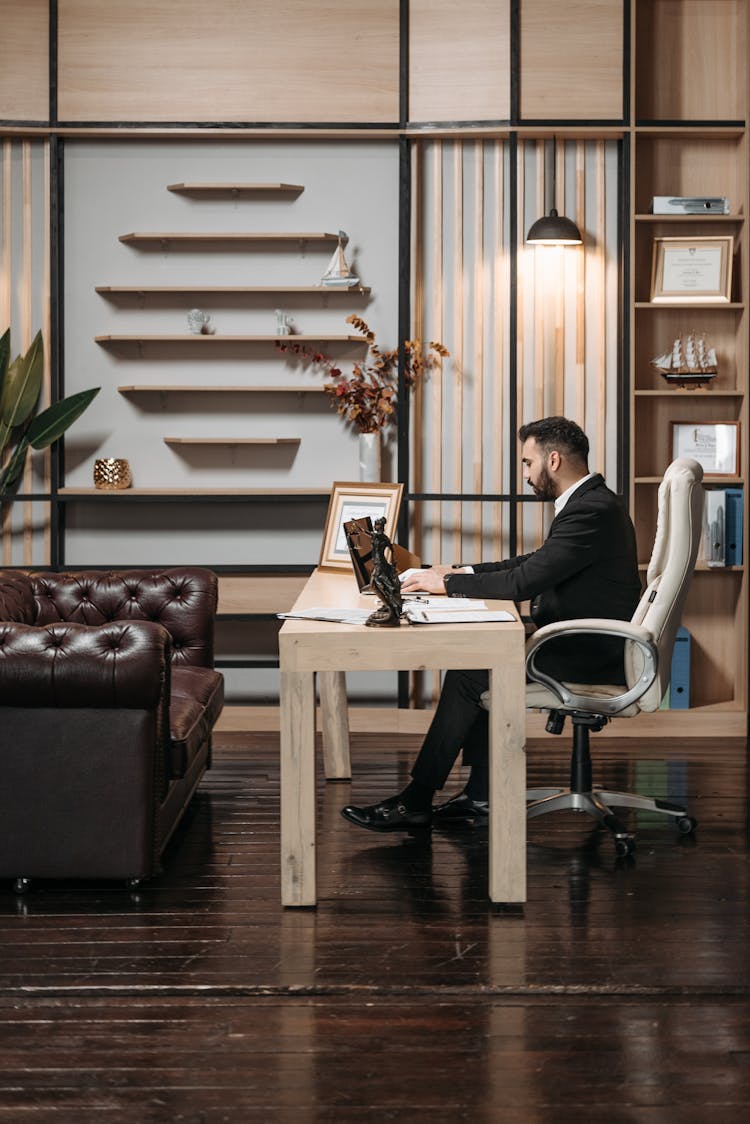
[404,607,515,624]
[277,607,374,625]
[403,599,515,624]
[278,600,515,626]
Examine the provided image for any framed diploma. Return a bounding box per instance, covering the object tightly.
[671,421,740,478]
[318,481,403,572]
[650,236,733,303]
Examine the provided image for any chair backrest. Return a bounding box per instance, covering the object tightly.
[627,457,704,711]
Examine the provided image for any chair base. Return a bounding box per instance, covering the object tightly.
[530,710,697,855]
[526,787,695,855]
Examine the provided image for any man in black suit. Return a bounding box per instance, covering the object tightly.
[341,416,642,833]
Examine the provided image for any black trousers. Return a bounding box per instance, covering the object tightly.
[410,668,491,791]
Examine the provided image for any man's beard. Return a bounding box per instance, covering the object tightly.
[530,465,556,500]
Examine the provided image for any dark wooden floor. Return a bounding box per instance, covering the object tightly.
[1,731,749,1121]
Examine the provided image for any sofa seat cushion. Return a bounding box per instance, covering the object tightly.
[169,666,224,777]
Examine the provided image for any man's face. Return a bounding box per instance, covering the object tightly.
[521,437,557,500]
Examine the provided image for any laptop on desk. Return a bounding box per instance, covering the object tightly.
[343,517,421,593]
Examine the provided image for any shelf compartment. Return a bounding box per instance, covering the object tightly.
[635,0,747,123]
[632,392,743,480]
[633,133,746,216]
[217,573,311,616]
[632,306,745,392]
[167,182,304,194]
[163,437,301,446]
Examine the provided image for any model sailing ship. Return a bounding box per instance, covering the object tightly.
[319,230,360,288]
[650,332,718,389]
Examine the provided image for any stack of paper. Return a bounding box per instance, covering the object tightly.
[403,606,515,624]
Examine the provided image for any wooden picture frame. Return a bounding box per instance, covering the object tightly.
[318,481,403,572]
[672,421,740,478]
[651,235,734,303]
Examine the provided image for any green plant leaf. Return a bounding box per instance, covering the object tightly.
[0,328,10,383]
[27,386,100,449]
[0,330,44,428]
[0,436,30,494]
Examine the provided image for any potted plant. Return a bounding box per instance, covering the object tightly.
[0,329,100,496]
[277,314,449,480]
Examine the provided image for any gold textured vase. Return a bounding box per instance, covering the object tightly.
[93,458,132,490]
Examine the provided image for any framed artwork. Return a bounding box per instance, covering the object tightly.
[672,421,740,478]
[651,235,734,303]
[318,481,403,572]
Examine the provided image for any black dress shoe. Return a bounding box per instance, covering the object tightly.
[432,791,489,824]
[341,795,432,833]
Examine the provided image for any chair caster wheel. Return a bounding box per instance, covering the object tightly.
[13,877,30,894]
[676,815,697,835]
[614,836,635,857]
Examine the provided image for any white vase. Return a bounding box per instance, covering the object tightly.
[358,431,381,482]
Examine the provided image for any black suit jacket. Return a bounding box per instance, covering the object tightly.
[444,475,642,683]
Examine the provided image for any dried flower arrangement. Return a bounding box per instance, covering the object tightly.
[277,314,449,434]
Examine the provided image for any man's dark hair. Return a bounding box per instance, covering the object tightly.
[518,416,589,468]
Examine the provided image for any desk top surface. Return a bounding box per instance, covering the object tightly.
[279,569,524,673]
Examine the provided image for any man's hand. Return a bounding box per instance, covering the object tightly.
[400,565,467,595]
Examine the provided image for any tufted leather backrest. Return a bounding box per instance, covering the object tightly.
[28,568,218,668]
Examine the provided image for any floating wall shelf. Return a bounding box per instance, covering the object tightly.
[58,487,331,498]
[163,437,301,446]
[118,385,327,394]
[96,333,363,344]
[167,182,304,194]
[118,232,341,245]
[97,285,370,295]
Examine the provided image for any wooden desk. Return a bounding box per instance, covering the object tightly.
[278,569,527,907]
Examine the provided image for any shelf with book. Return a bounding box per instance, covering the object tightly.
[630,0,749,729]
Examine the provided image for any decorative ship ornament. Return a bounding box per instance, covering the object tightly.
[650,332,717,389]
[320,230,360,288]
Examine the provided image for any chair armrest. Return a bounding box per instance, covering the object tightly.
[525,618,658,715]
[0,620,170,708]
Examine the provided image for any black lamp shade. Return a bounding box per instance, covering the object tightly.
[526,208,583,245]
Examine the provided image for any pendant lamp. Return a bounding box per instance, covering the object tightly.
[526,138,583,246]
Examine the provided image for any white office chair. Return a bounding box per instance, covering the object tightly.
[520,457,705,856]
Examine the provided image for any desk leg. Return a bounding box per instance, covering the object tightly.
[318,670,351,780]
[280,670,317,907]
[487,660,527,904]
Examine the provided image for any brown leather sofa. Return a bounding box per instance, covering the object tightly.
[0,567,224,889]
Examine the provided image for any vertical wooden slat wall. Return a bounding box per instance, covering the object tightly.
[0,138,50,567]
[1,141,11,564]
[412,137,619,564]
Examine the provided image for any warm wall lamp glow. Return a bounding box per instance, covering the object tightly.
[526,138,583,246]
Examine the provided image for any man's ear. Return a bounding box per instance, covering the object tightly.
[547,450,562,472]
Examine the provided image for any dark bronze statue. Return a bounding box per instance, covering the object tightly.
[365,516,403,628]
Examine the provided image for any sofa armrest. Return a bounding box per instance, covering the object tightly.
[0,570,35,623]
[0,620,170,708]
